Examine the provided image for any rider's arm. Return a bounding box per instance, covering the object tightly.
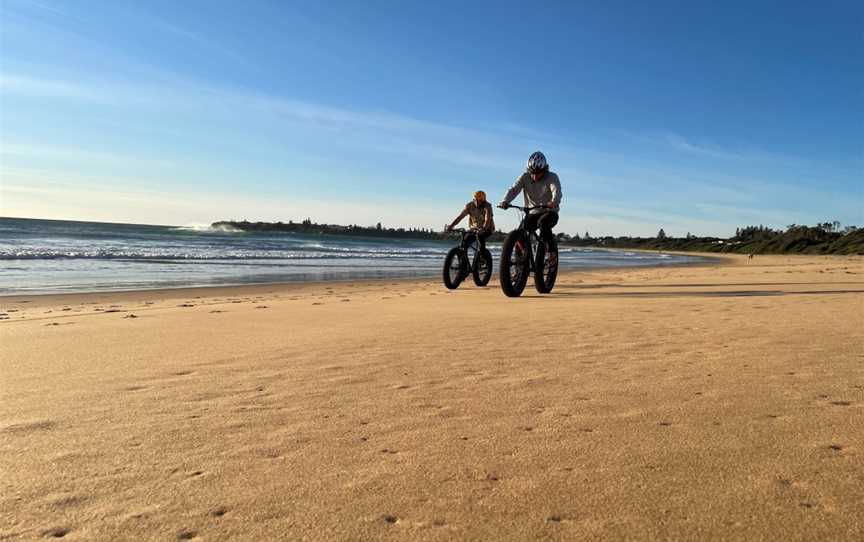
[448,208,469,230]
[549,173,562,210]
[483,205,493,231]
[500,175,525,206]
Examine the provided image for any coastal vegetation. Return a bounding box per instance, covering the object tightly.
[212,220,864,255]
[561,222,864,255]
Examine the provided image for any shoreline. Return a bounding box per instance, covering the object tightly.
[0,251,720,304]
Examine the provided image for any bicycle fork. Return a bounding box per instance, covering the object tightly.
[515,235,536,275]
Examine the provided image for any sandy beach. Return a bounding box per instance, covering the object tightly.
[2,254,862,540]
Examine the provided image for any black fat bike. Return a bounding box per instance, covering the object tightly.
[442,229,493,289]
[498,205,559,297]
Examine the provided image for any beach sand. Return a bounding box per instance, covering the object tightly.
[2,254,863,540]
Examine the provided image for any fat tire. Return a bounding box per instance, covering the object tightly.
[499,231,529,297]
[534,235,559,294]
[442,247,466,289]
[472,248,493,286]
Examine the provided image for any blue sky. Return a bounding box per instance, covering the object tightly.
[1,0,861,236]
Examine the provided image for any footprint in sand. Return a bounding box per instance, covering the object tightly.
[177,530,198,540]
[3,420,56,434]
[312,302,323,306]
[42,526,72,538]
[211,507,228,517]
[50,495,87,509]
[255,305,269,309]
[177,303,195,308]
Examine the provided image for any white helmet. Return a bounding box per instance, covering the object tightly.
[526,151,548,174]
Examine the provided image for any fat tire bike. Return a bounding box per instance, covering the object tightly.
[498,205,559,297]
[442,229,493,289]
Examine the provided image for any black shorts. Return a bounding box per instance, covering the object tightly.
[525,210,558,238]
[462,230,491,250]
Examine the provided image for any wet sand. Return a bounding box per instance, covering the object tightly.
[2,254,863,540]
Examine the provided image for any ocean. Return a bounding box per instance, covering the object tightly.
[0,217,704,295]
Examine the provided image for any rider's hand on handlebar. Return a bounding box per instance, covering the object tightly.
[497,202,510,209]
[445,224,453,232]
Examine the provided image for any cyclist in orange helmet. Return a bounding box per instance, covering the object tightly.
[446,190,495,251]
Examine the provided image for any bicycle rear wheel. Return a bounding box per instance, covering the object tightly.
[472,248,493,286]
[534,235,559,293]
[442,247,466,289]
[499,231,529,297]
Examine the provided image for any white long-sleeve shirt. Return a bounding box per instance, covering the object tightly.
[501,171,562,213]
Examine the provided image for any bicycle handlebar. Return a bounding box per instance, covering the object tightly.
[499,204,552,212]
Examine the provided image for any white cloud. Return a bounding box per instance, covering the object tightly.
[2,71,857,235]
[0,74,104,101]
[0,168,453,229]
[664,133,742,160]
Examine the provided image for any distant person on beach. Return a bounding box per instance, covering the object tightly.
[446,190,495,250]
[498,151,562,243]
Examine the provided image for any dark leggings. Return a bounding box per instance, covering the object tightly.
[462,230,491,251]
[525,211,559,242]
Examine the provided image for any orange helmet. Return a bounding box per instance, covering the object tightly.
[474,190,486,202]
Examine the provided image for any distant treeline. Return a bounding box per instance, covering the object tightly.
[560,222,864,255]
[213,219,863,255]
[212,218,508,242]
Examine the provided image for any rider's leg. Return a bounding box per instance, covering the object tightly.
[538,211,559,243]
[461,231,476,250]
[478,230,491,251]
[524,213,541,234]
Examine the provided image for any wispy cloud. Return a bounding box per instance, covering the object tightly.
[0,71,539,171]
[3,69,857,234]
[664,133,740,159]
[13,0,67,17]
[0,168,455,228]
[146,17,246,62]
[0,142,177,168]
[0,74,104,101]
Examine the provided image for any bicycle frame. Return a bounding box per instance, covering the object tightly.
[451,228,482,269]
[507,206,548,277]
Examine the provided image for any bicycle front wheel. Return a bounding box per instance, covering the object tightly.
[442,247,466,289]
[534,235,559,293]
[499,231,529,297]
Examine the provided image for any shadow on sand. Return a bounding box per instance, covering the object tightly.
[523,282,864,299]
